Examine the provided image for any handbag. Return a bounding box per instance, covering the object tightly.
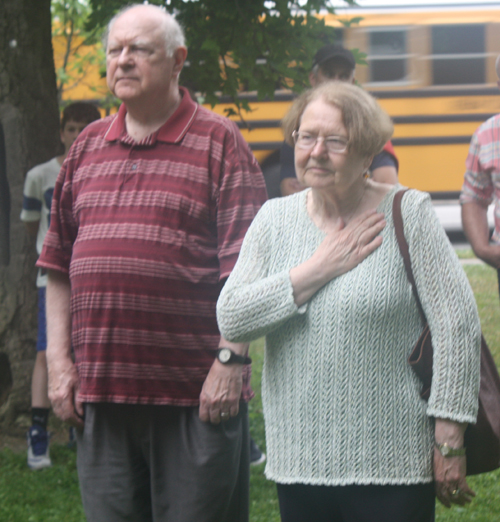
[393,188,500,475]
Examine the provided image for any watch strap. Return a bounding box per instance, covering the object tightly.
[216,348,252,365]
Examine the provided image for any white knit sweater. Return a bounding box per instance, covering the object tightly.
[217,185,481,486]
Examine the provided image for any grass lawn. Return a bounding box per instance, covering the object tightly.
[1,264,499,521]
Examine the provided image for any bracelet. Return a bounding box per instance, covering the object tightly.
[435,442,466,457]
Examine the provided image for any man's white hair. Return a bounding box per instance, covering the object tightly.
[103,4,185,56]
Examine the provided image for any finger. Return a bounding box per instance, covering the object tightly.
[436,492,451,508]
[74,394,84,418]
[220,411,231,422]
[358,230,384,253]
[461,485,476,498]
[219,399,240,420]
[343,218,386,250]
[209,404,222,425]
[450,493,471,506]
[347,211,385,233]
[68,413,85,429]
[357,218,386,242]
[435,483,451,508]
[229,401,239,418]
[198,398,210,422]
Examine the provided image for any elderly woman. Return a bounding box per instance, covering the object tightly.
[217,82,481,522]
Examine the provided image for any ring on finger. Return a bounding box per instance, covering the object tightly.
[451,488,461,497]
[220,411,230,419]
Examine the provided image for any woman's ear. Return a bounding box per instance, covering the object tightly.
[363,155,374,173]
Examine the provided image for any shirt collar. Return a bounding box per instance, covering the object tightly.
[104,87,198,145]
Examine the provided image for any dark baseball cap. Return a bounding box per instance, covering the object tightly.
[312,44,356,70]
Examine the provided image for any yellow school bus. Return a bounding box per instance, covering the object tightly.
[56,3,500,198]
[207,4,500,198]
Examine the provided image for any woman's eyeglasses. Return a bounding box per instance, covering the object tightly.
[292,131,348,153]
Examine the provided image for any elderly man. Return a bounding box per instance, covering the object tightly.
[280,44,398,197]
[37,4,267,522]
[461,55,500,297]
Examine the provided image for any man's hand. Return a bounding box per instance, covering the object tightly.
[199,359,243,424]
[47,355,84,428]
[46,269,83,428]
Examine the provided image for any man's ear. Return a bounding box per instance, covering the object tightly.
[172,46,188,77]
[308,71,317,87]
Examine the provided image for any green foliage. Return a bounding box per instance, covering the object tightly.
[51,0,106,104]
[87,0,357,114]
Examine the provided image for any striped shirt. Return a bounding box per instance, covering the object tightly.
[460,113,500,244]
[37,88,267,406]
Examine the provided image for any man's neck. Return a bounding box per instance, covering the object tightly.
[124,88,182,142]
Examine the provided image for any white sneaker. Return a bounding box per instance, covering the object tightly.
[27,425,52,470]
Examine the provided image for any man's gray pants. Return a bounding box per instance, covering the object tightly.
[76,402,250,522]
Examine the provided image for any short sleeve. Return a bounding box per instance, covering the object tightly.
[460,130,493,206]
[216,121,268,280]
[20,169,43,222]
[36,161,78,274]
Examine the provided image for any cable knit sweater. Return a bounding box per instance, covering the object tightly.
[217,185,481,486]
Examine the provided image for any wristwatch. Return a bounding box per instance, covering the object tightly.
[435,442,466,457]
[216,348,252,365]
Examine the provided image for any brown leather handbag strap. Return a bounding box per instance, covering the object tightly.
[392,189,426,323]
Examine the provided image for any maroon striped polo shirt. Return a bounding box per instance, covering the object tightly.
[37,89,267,406]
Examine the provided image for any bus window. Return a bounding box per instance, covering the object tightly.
[368,27,408,84]
[431,24,485,85]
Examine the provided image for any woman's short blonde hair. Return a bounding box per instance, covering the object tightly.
[282,81,394,158]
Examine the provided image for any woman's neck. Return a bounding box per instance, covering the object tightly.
[308,179,369,230]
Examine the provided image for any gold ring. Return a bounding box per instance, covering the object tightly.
[451,488,460,497]
[221,412,229,418]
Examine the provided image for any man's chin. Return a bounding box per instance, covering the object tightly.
[112,88,140,103]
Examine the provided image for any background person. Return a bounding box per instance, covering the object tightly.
[37,4,266,521]
[20,102,100,470]
[280,44,398,197]
[218,81,481,522]
[460,55,500,297]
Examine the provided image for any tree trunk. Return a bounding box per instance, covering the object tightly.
[0,0,60,426]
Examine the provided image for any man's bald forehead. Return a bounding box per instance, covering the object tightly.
[105,3,185,55]
[115,4,169,23]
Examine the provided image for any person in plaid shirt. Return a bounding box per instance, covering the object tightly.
[461,55,500,295]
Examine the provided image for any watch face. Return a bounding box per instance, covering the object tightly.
[441,445,450,456]
[219,348,231,363]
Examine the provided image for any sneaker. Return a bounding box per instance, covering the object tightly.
[27,425,52,470]
[250,437,266,466]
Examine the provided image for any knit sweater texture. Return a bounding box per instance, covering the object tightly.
[217,185,481,486]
